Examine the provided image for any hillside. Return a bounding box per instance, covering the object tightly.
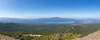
[75,30,100,40]
[0,23,100,40]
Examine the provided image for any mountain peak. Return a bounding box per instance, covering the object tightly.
[50,17,62,19]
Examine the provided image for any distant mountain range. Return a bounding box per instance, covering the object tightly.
[0,17,100,24]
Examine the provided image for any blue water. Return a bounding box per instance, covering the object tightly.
[44,21,75,24]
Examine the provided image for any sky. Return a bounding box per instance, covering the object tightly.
[0,0,100,18]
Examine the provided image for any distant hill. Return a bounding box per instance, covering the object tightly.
[0,17,100,24]
[0,17,77,24]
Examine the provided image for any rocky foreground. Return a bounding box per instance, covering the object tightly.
[1,30,100,40]
[0,34,19,40]
[74,30,100,40]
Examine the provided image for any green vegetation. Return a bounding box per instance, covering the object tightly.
[0,23,100,40]
[33,33,81,40]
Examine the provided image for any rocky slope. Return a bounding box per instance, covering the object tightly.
[0,34,19,40]
[74,30,100,40]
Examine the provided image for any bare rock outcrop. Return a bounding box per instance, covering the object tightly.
[74,31,100,40]
[0,34,19,40]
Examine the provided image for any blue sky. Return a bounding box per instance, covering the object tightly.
[0,0,100,18]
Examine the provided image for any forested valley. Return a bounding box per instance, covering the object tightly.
[0,23,100,40]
